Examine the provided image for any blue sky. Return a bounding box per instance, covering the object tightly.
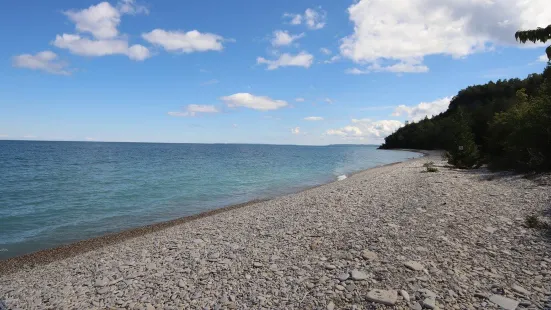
[1,0,549,145]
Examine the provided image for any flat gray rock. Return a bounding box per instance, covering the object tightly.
[423,297,436,309]
[337,273,349,282]
[404,261,424,271]
[366,289,398,306]
[400,290,410,302]
[488,295,519,310]
[361,250,378,261]
[350,269,368,281]
[511,284,529,295]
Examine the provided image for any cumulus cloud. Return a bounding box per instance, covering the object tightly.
[283,8,326,30]
[539,54,549,62]
[291,127,301,134]
[257,52,314,70]
[340,0,551,72]
[324,98,333,104]
[142,29,225,53]
[55,2,150,61]
[12,51,71,75]
[168,104,219,117]
[221,93,288,111]
[53,34,150,60]
[64,2,121,39]
[271,30,304,47]
[326,119,403,142]
[304,116,324,121]
[392,97,452,121]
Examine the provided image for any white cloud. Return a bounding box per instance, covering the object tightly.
[284,8,326,30]
[55,2,150,61]
[64,2,121,39]
[320,48,332,55]
[117,0,148,15]
[257,52,314,70]
[345,68,369,75]
[326,119,403,143]
[283,13,303,25]
[12,51,71,75]
[221,93,288,111]
[304,116,324,121]
[295,97,305,102]
[0,134,8,138]
[271,30,305,47]
[392,97,452,121]
[23,135,37,139]
[323,55,341,64]
[538,54,549,62]
[168,104,219,117]
[324,98,333,104]
[232,124,238,128]
[369,60,429,73]
[340,0,551,72]
[53,34,150,61]
[142,29,225,53]
[291,127,301,134]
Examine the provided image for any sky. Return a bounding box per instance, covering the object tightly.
[0,0,550,145]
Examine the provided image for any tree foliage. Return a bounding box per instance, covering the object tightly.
[380,65,551,172]
[515,25,551,60]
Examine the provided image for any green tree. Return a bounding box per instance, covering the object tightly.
[445,108,480,169]
[515,25,551,60]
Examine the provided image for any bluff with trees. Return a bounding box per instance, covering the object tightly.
[380,27,551,172]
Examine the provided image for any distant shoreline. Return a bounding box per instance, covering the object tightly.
[0,149,425,275]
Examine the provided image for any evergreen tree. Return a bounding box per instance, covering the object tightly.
[445,108,480,169]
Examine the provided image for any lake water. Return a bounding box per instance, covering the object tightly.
[0,141,421,259]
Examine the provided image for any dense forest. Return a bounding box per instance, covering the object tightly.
[380,64,551,172]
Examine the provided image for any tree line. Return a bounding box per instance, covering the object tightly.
[381,26,551,172]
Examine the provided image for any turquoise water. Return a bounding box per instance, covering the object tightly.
[0,141,421,259]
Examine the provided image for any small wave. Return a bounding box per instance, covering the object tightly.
[337,175,347,181]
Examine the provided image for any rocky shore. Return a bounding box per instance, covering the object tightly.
[1,151,550,309]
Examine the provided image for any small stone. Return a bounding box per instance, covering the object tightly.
[178,280,186,288]
[488,294,519,310]
[366,289,398,305]
[423,297,436,309]
[325,264,336,270]
[411,302,422,310]
[146,263,156,270]
[94,278,109,287]
[327,301,335,310]
[253,262,263,268]
[350,269,368,281]
[97,287,109,294]
[418,289,437,298]
[336,285,345,291]
[474,292,488,299]
[145,304,155,310]
[484,226,498,233]
[337,273,349,282]
[400,290,410,302]
[404,261,424,271]
[511,284,529,295]
[361,250,378,261]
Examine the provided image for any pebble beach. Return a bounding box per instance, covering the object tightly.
[1,151,550,309]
